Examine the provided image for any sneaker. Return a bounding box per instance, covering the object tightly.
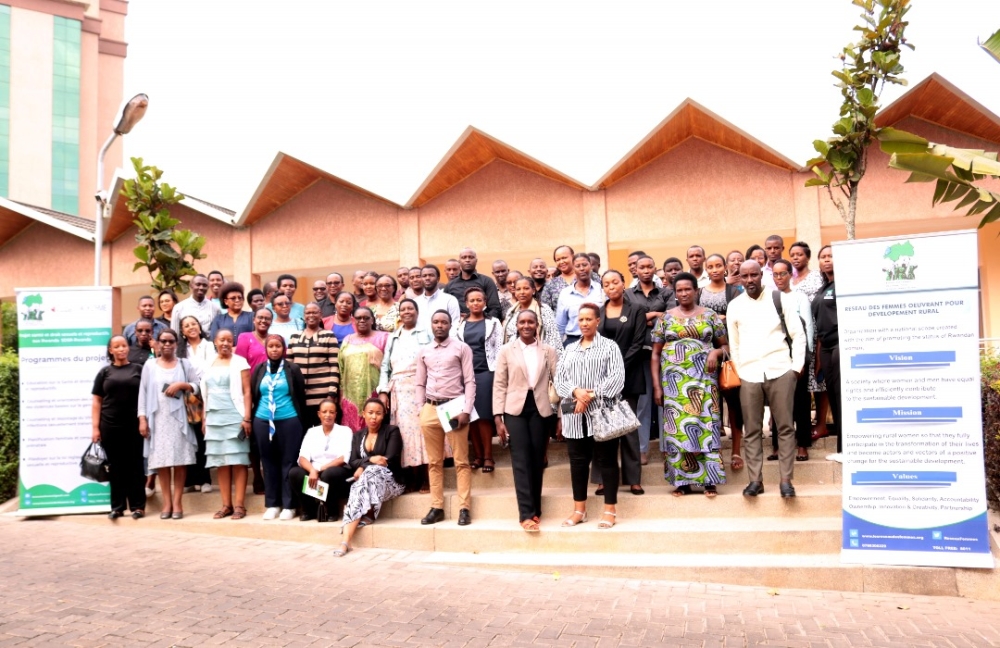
[201,483,213,494]
[278,508,296,521]
[826,453,843,463]
[144,487,155,498]
[262,507,281,520]
[184,486,198,493]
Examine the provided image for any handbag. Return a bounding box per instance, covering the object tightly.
[590,397,640,442]
[720,355,741,391]
[80,442,111,483]
[548,381,560,406]
[185,391,203,425]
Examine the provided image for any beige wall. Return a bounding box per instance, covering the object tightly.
[0,224,91,294]
[415,160,585,262]
[8,8,53,208]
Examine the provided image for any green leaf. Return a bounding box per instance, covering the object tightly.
[889,152,960,182]
[857,87,875,106]
[979,28,1000,64]
[880,140,928,155]
[832,70,854,86]
[980,202,1000,227]
[805,178,829,188]
[133,245,149,263]
[955,189,983,210]
[813,140,830,156]
[903,172,937,184]
[942,183,970,204]
[933,178,948,204]
[878,127,928,145]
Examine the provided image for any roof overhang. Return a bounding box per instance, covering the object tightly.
[875,72,1000,143]
[405,127,589,208]
[0,197,94,249]
[233,152,401,228]
[595,99,802,189]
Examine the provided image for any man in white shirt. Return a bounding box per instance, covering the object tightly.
[416,264,460,331]
[171,274,220,333]
[686,245,710,288]
[727,260,806,499]
[761,234,789,289]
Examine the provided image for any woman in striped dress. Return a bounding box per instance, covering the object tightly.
[554,303,626,530]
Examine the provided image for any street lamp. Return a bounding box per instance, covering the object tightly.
[94,93,149,286]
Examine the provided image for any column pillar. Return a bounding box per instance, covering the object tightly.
[232,227,254,288]
[792,172,822,252]
[398,207,420,267]
[582,190,609,262]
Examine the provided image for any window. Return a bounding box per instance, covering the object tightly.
[51,16,80,214]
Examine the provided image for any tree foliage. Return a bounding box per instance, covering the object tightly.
[877,27,1000,229]
[806,0,913,240]
[123,157,206,295]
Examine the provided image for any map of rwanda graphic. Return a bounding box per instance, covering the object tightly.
[883,241,917,281]
[21,294,44,321]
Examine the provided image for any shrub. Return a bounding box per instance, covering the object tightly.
[982,349,1000,510]
[1,301,16,351]
[0,351,18,502]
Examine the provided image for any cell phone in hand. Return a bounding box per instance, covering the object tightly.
[560,398,576,415]
[237,430,246,441]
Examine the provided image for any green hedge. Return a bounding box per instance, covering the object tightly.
[1,302,17,352]
[0,351,18,502]
[982,349,1000,510]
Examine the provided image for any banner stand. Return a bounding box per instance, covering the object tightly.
[835,230,991,569]
[15,287,113,517]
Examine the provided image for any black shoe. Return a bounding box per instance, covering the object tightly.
[421,508,445,525]
[780,482,796,498]
[457,508,471,526]
[742,481,765,497]
[108,510,123,520]
[300,512,315,522]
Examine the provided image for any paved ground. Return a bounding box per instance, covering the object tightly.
[2,516,1000,647]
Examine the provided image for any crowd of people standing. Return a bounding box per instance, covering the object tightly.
[90,235,841,553]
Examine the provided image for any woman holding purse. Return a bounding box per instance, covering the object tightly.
[493,310,559,532]
[555,303,626,529]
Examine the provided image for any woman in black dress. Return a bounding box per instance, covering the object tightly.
[91,335,146,520]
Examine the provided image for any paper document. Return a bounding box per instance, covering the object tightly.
[435,396,479,430]
[301,477,329,502]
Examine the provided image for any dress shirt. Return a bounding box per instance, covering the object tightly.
[554,281,606,337]
[414,337,476,415]
[316,297,337,319]
[696,269,710,288]
[782,289,815,353]
[209,311,254,344]
[553,333,626,439]
[519,339,540,386]
[298,423,354,466]
[123,318,168,346]
[727,290,806,383]
[267,301,305,321]
[540,274,571,312]
[625,283,674,347]
[416,289,460,331]
[444,271,503,320]
[171,296,220,333]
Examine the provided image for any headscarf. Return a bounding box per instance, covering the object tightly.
[262,334,287,439]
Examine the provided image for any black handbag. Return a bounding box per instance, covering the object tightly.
[80,442,111,483]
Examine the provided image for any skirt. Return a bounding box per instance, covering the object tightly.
[341,465,405,525]
[473,371,494,420]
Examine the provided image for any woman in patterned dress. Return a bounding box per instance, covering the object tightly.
[651,272,729,497]
[789,241,829,440]
[377,298,435,492]
[371,275,400,332]
[334,398,405,557]
[338,306,389,416]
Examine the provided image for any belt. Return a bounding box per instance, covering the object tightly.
[425,398,449,406]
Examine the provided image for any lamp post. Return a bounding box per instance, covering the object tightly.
[94,93,149,286]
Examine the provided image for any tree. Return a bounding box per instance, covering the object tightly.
[877,27,1000,229]
[806,0,913,240]
[123,157,206,295]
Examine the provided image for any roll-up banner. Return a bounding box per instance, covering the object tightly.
[16,287,113,516]
[835,230,992,568]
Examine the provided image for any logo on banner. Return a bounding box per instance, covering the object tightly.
[19,293,44,321]
[882,241,917,283]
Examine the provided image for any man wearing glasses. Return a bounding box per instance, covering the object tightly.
[318,273,345,318]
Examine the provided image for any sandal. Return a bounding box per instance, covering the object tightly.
[598,511,617,529]
[213,506,234,519]
[672,485,693,497]
[232,506,247,520]
[333,541,351,557]
[520,518,540,533]
[797,452,810,462]
[470,460,483,471]
[358,515,374,527]
[766,453,779,461]
[482,459,495,474]
[704,485,718,499]
[730,454,744,471]
[561,510,588,527]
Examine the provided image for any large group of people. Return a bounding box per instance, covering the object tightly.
[90,236,841,553]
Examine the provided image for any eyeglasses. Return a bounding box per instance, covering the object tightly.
[227,295,244,301]
[355,315,372,321]
[274,301,290,307]
[159,339,177,345]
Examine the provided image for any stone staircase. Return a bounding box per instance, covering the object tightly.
[49,434,1000,598]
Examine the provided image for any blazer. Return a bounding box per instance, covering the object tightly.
[349,424,404,484]
[598,300,649,397]
[250,360,309,428]
[492,340,559,418]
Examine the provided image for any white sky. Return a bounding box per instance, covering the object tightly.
[122,1,1000,210]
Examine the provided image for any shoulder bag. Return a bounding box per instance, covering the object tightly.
[590,396,640,442]
[180,358,203,424]
[80,442,111,483]
[719,351,741,391]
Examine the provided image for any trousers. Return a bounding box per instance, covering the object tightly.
[567,427,621,504]
[740,370,797,483]
[420,403,471,510]
[504,391,551,522]
[253,416,305,509]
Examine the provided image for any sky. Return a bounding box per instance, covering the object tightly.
[121,1,1000,211]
